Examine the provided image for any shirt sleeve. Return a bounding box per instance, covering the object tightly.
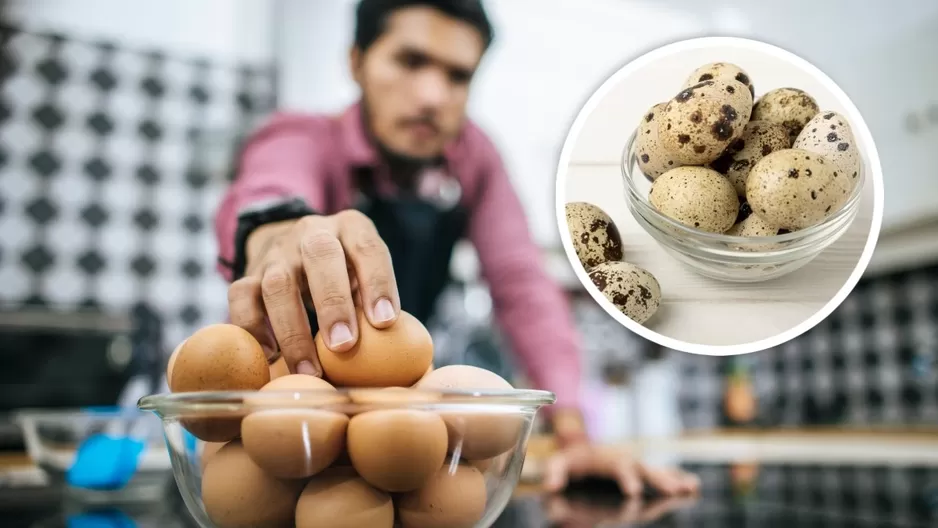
[214,113,331,281]
[465,131,584,413]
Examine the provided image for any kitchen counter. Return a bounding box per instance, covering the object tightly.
[3,431,937,527]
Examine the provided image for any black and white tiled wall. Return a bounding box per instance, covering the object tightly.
[676,263,938,429]
[0,25,276,357]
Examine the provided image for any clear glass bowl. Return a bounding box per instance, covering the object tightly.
[138,388,555,528]
[621,131,865,282]
[14,408,173,504]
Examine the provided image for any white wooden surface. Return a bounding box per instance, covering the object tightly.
[560,41,878,347]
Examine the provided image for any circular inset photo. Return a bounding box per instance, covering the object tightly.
[556,37,883,354]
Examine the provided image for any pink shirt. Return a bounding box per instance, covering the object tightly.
[214,103,583,411]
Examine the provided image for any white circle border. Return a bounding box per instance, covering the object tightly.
[554,36,885,356]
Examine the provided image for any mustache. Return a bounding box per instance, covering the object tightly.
[398,114,440,133]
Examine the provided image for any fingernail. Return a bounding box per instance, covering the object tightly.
[373,298,395,323]
[329,322,353,348]
[296,360,318,376]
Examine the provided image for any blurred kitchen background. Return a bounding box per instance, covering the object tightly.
[0,0,937,454]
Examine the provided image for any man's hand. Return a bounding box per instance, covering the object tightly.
[544,443,700,497]
[228,210,400,376]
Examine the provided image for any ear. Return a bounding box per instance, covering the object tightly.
[349,46,363,84]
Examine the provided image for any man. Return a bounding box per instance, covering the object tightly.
[215,0,698,496]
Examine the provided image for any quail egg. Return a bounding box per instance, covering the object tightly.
[751,88,820,142]
[793,111,860,192]
[649,166,739,233]
[565,202,623,270]
[635,102,682,180]
[588,261,661,325]
[682,62,754,99]
[746,149,852,230]
[711,120,792,197]
[659,79,753,165]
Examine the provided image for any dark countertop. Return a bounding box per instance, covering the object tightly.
[3,462,938,528]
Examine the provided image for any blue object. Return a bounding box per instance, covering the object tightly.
[67,408,146,490]
[67,510,138,528]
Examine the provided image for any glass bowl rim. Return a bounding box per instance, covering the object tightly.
[138,388,557,415]
[621,130,866,245]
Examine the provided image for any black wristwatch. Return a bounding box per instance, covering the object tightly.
[220,197,317,281]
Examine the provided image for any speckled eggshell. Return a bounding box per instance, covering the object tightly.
[726,214,786,252]
[682,62,754,99]
[587,262,661,325]
[746,149,852,230]
[711,120,792,197]
[659,78,753,165]
[564,202,623,270]
[649,166,738,233]
[635,102,682,180]
[751,88,820,142]
[794,111,861,192]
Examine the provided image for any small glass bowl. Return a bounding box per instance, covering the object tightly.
[621,131,865,282]
[139,388,555,528]
[14,408,173,504]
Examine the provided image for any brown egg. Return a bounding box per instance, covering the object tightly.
[396,462,487,528]
[171,325,270,442]
[411,364,435,387]
[316,310,433,388]
[202,441,305,528]
[347,409,447,492]
[268,354,290,380]
[416,365,522,460]
[349,387,442,406]
[295,469,395,528]
[241,375,349,479]
[171,324,270,392]
[199,441,226,471]
[166,340,185,390]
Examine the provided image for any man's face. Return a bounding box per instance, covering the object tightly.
[351,6,485,161]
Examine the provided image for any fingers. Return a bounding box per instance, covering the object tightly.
[296,216,358,353]
[615,461,644,498]
[677,470,701,494]
[637,465,685,496]
[260,264,321,376]
[228,276,276,360]
[336,210,399,329]
[543,453,570,493]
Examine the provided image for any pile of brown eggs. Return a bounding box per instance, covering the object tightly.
[166,311,519,528]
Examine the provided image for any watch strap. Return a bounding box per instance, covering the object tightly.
[221,197,317,281]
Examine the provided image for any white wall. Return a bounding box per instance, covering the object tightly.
[7,0,274,64]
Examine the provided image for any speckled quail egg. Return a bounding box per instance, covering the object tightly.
[635,102,682,180]
[587,261,661,325]
[711,120,792,197]
[682,62,754,99]
[751,88,820,142]
[565,202,623,270]
[649,166,739,233]
[746,149,852,230]
[659,79,753,165]
[794,111,860,192]
[725,213,788,252]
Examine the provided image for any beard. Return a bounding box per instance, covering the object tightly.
[360,98,444,171]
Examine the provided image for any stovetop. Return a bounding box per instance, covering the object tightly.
[1,462,936,527]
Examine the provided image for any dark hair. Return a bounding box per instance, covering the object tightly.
[354,0,494,52]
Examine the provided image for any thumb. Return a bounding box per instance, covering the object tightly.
[543,453,570,492]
